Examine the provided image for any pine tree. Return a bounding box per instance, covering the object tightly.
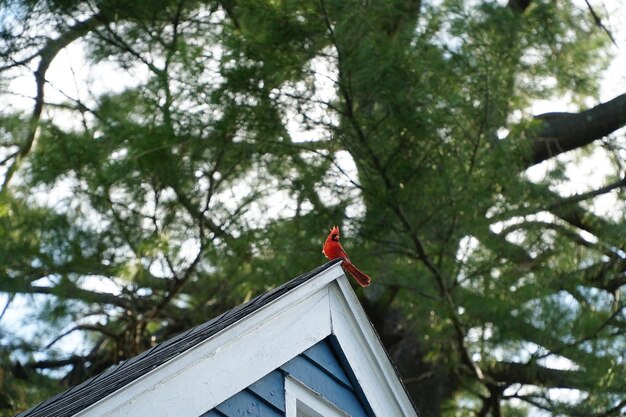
[1,0,625,415]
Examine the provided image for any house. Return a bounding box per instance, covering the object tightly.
[19,259,419,417]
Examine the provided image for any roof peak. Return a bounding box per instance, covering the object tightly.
[18,259,344,417]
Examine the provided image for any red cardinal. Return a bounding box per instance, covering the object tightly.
[322,226,371,287]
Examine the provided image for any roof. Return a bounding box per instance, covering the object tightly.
[18,259,344,417]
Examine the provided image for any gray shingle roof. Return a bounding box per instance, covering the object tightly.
[17,259,343,417]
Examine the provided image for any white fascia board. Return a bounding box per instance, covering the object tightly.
[77,264,344,417]
[329,275,419,417]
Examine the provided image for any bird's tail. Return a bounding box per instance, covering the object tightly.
[343,261,371,287]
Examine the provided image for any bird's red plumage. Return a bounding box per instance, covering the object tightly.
[322,226,371,287]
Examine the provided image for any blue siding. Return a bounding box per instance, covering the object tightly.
[247,370,284,411]
[201,338,372,417]
[300,340,352,386]
[215,389,283,417]
[199,371,283,417]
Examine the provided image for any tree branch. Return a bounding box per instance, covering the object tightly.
[583,0,618,47]
[573,258,626,293]
[0,280,131,309]
[18,355,91,371]
[507,0,532,13]
[546,176,626,211]
[45,324,118,349]
[527,93,626,167]
[487,361,590,390]
[1,14,103,190]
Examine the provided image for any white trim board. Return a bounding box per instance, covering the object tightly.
[76,263,418,417]
[285,376,350,417]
